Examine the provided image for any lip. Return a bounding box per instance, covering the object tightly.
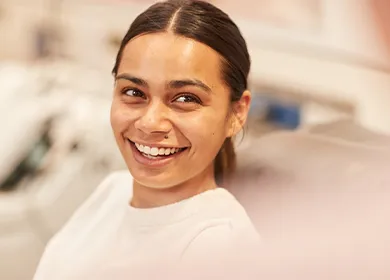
[127,140,187,168]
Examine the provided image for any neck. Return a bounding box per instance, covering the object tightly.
[130,167,218,209]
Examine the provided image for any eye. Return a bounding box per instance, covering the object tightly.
[174,94,201,104]
[122,88,145,98]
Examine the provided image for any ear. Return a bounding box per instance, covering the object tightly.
[227,90,251,137]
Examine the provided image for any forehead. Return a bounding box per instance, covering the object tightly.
[117,32,223,85]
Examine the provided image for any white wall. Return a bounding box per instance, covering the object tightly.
[240,0,390,133]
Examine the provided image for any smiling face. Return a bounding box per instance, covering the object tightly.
[111,32,237,191]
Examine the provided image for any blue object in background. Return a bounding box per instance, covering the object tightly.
[266,102,301,129]
[249,94,301,129]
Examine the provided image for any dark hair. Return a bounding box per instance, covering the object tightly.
[112,0,250,184]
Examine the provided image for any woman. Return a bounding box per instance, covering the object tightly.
[33,0,259,278]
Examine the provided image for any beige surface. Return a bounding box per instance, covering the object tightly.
[233,130,390,193]
[231,130,390,240]
[306,119,390,146]
[230,129,390,279]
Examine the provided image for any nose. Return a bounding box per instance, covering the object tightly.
[134,100,172,136]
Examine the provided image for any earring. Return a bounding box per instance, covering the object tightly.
[164,135,169,139]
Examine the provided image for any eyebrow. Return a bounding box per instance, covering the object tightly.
[116,73,212,93]
[168,79,212,93]
[116,73,148,88]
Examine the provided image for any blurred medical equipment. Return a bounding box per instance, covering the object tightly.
[0,62,125,280]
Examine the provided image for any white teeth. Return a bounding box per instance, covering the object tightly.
[133,142,182,157]
[135,143,144,152]
[143,146,151,154]
[150,147,159,156]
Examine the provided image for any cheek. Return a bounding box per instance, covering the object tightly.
[110,100,133,135]
[176,111,228,151]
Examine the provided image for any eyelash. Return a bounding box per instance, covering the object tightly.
[121,88,145,99]
[121,88,202,104]
[174,94,202,104]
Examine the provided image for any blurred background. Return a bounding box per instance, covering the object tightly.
[1,0,390,279]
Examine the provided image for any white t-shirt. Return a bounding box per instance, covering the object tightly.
[33,171,260,280]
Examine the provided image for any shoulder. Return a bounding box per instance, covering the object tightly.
[182,189,260,260]
[186,218,260,249]
[202,188,258,231]
[34,171,133,277]
[181,222,260,267]
[55,170,132,235]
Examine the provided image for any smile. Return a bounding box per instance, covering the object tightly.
[134,143,184,157]
[127,140,188,166]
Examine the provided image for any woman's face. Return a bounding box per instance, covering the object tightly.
[111,32,243,189]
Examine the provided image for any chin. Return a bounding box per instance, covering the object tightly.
[131,173,184,190]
